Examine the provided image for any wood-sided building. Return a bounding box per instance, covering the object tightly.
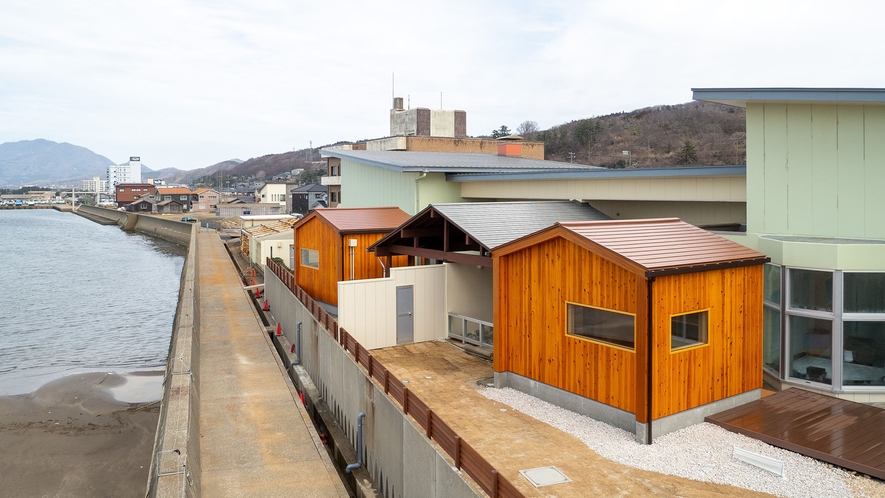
[493,218,769,443]
[294,207,411,306]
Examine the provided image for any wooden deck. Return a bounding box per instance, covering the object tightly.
[706,388,885,480]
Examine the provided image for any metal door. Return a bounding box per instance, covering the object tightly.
[396,285,414,344]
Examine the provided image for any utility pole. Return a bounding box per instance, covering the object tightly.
[568,152,576,163]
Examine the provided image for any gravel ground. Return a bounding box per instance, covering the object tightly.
[480,387,885,498]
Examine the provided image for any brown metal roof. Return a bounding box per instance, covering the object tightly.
[497,218,768,277]
[707,388,885,480]
[306,207,411,234]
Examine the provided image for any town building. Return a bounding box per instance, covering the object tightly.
[81,176,107,193]
[115,183,157,208]
[290,183,327,215]
[157,187,193,211]
[190,188,220,212]
[107,156,142,193]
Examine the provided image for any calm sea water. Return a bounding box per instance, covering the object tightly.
[0,209,185,395]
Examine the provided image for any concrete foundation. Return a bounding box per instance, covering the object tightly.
[496,370,761,444]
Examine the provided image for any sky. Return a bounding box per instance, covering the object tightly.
[1,0,884,171]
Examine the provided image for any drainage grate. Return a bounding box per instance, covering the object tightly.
[518,466,571,487]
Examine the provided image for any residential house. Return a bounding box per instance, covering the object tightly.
[290,183,327,215]
[216,202,283,218]
[115,183,157,208]
[256,182,296,209]
[156,199,185,214]
[693,88,885,400]
[157,187,192,211]
[241,220,298,268]
[126,197,156,213]
[492,218,769,442]
[293,207,411,307]
[191,188,220,212]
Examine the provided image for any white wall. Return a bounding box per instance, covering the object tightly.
[445,263,493,322]
[338,265,447,349]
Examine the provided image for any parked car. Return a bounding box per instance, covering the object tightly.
[180,216,197,223]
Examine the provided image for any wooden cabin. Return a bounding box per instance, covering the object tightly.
[493,218,769,443]
[293,207,411,306]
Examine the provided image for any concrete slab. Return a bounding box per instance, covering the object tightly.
[195,232,348,497]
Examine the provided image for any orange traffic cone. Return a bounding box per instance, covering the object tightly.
[256,287,262,298]
[263,299,269,311]
[276,323,282,336]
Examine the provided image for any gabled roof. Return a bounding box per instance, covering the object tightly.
[295,207,410,234]
[291,183,327,193]
[192,188,218,195]
[370,201,611,255]
[495,218,769,278]
[320,149,601,174]
[157,199,184,206]
[243,219,298,238]
[157,187,192,195]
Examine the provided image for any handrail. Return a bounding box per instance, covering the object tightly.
[265,257,524,498]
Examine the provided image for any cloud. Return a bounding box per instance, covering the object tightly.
[1,0,883,170]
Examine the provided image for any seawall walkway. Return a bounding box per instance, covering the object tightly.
[195,231,347,496]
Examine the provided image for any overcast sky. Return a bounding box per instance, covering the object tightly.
[1,1,883,170]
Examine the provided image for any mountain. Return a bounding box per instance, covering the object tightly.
[160,159,244,185]
[0,139,115,186]
[521,102,746,168]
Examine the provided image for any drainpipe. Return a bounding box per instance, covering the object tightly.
[345,412,366,473]
[646,276,656,445]
[292,321,302,365]
[414,170,428,213]
[377,256,387,278]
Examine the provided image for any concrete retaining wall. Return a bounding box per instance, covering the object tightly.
[147,228,200,497]
[76,205,194,246]
[265,271,481,498]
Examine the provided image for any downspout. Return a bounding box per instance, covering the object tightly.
[646,276,656,445]
[292,321,302,365]
[377,256,387,279]
[345,412,366,473]
[414,170,428,214]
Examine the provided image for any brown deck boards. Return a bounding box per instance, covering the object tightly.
[706,388,885,480]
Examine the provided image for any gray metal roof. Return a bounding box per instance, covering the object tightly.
[432,200,611,250]
[448,165,745,182]
[692,88,885,108]
[320,149,601,173]
[290,182,327,193]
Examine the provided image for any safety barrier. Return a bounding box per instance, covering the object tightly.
[266,258,524,498]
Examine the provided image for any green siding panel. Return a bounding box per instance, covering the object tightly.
[762,104,788,234]
[786,104,813,235]
[746,105,766,233]
[341,159,416,213]
[864,108,885,238]
[836,105,865,238]
[811,105,839,236]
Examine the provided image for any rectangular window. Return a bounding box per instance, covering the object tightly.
[180,195,187,201]
[300,248,319,269]
[330,192,338,203]
[567,303,635,349]
[789,315,832,384]
[789,269,833,312]
[764,263,781,305]
[671,310,709,351]
[843,321,885,386]
[844,273,885,313]
[763,307,781,372]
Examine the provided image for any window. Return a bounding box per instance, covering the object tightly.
[671,310,709,351]
[844,273,885,313]
[567,303,635,349]
[790,269,833,312]
[300,248,319,269]
[330,192,338,203]
[763,264,783,373]
[180,195,187,201]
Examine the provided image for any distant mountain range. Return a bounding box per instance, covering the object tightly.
[0,139,117,187]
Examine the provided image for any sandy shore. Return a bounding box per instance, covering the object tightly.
[0,371,161,498]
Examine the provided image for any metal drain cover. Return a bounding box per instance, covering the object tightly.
[519,466,571,487]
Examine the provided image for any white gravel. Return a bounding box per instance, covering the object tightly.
[480,386,885,498]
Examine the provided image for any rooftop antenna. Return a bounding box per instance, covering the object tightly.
[392,73,395,106]
[440,92,443,109]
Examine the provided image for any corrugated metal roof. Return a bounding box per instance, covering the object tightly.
[551,218,768,276]
[693,87,885,108]
[311,207,410,233]
[291,183,327,193]
[448,165,746,182]
[321,149,602,173]
[157,187,192,195]
[432,201,611,250]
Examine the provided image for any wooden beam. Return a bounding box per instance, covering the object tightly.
[384,245,492,267]
[401,227,440,238]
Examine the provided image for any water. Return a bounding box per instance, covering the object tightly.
[0,209,186,395]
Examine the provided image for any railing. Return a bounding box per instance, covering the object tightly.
[448,313,494,349]
[266,258,524,498]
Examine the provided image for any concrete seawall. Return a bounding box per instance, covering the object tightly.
[75,205,193,246]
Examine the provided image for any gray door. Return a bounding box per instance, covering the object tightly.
[396,285,414,345]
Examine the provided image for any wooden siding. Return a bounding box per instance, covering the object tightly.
[494,236,642,414]
[296,217,408,306]
[295,215,340,305]
[494,235,763,422]
[651,266,763,419]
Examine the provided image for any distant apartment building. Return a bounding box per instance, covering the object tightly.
[82,176,107,193]
[107,157,143,193]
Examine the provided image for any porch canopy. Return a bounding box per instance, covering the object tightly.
[368,200,610,272]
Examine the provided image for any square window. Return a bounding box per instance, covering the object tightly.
[671,310,708,351]
[789,269,832,312]
[567,303,635,349]
[844,273,885,314]
[300,248,319,269]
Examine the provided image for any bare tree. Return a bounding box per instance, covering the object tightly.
[517,120,539,136]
